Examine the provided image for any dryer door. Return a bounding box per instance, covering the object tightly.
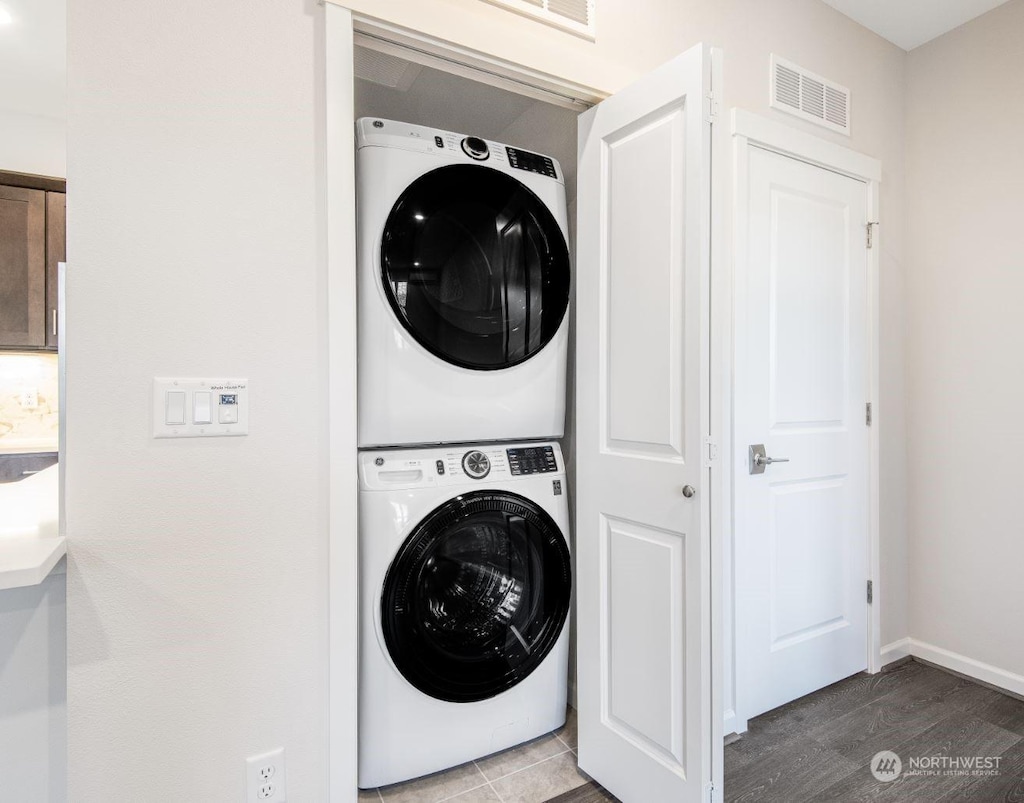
[381,490,572,703]
[380,164,570,371]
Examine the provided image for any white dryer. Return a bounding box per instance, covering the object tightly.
[356,118,571,447]
[358,441,571,788]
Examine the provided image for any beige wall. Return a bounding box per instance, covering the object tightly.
[67,0,908,796]
[905,0,1024,675]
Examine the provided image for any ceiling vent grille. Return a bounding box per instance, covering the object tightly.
[771,55,850,136]
[482,0,596,40]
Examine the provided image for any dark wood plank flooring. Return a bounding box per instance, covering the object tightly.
[725,658,1024,802]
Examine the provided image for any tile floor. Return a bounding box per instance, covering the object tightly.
[359,707,594,803]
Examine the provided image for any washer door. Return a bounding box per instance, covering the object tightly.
[381,490,572,703]
[380,164,570,371]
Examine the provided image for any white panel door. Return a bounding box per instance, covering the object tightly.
[576,43,712,803]
[735,145,870,721]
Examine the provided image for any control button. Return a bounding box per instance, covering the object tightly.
[436,460,445,475]
[165,391,186,425]
[462,450,491,479]
[461,137,490,161]
[218,403,239,425]
[193,391,212,425]
[434,135,444,148]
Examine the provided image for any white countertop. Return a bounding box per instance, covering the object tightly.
[0,465,64,590]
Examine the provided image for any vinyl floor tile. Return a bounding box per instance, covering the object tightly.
[492,752,589,803]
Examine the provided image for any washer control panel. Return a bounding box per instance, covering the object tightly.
[507,445,558,475]
[359,442,563,490]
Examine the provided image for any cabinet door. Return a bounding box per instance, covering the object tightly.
[0,185,46,348]
[45,192,66,349]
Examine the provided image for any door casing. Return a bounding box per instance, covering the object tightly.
[725,109,882,733]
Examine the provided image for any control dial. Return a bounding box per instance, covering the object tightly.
[461,136,490,161]
[461,450,491,479]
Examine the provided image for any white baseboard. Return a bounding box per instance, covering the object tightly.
[880,637,912,666]
[723,709,747,736]
[881,637,1024,699]
[909,639,1024,699]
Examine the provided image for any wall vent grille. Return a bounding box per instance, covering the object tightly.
[482,0,596,40]
[771,55,850,136]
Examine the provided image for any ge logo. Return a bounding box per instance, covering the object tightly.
[871,750,902,782]
[374,457,384,466]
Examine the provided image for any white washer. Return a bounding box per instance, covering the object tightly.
[359,441,571,788]
[356,118,571,447]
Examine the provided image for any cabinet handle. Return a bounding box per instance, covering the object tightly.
[51,309,58,336]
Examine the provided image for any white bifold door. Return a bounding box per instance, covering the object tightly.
[575,43,714,803]
[734,145,870,722]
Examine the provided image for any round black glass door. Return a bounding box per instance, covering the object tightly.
[380,164,571,371]
[381,491,572,703]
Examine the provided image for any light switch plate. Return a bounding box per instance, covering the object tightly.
[153,378,249,438]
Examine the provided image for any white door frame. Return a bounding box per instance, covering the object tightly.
[726,109,882,730]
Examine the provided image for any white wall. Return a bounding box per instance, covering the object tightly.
[0,111,66,178]
[66,0,909,795]
[905,0,1024,677]
[66,0,328,798]
[0,572,66,802]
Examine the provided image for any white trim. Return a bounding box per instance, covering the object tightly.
[890,639,1024,699]
[722,710,747,737]
[880,637,912,666]
[731,109,880,182]
[326,5,359,802]
[729,109,883,727]
[708,44,728,803]
[347,11,605,110]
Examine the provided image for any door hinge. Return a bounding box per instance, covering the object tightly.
[706,782,716,803]
[867,221,879,249]
[866,402,873,426]
[704,437,719,467]
[704,92,719,124]
[867,580,874,604]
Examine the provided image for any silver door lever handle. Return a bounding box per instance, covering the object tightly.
[754,454,788,466]
[749,444,789,475]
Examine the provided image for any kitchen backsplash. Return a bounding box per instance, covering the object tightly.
[0,354,59,453]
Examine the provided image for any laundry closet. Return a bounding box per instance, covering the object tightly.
[351,43,586,790]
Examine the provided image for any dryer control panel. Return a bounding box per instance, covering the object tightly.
[506,147,558,179]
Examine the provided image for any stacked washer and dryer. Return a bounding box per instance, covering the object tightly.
[355,118,574,788]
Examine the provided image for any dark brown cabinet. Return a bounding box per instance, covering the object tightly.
[0,171,66,351]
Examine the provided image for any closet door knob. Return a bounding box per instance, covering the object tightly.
[682,485,696,498]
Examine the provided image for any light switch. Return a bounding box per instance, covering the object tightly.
[154,378,248,438]
[165,391,186,425]
[193,391,212,425]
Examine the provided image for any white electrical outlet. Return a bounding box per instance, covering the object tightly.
[247,748,286,803]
